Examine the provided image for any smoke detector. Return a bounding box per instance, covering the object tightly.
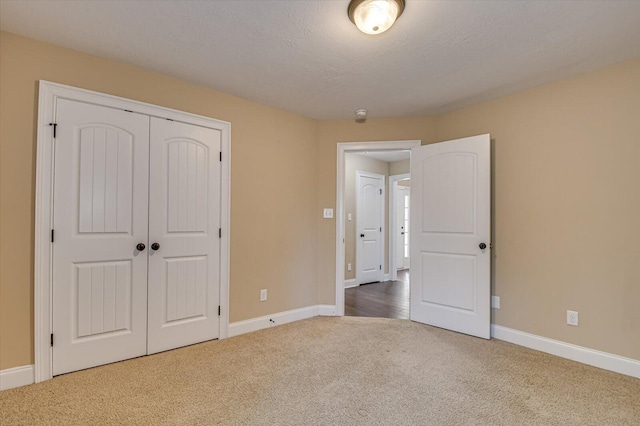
[355,109,368,122]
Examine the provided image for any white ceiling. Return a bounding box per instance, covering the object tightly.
[351,150,410,162]
[1,1,639,120]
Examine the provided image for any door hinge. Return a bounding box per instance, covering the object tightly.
[218,306,221,316]
[219,228,222,238]
[219,152,222,162]
[379,265,382,270]
[124,109,133,113]
[380,227,382,232]
[379,189,382,195]
[51,229,54,243]
[50,334,54,347]
[49,123,57,138]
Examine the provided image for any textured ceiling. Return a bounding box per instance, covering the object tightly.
[1,1,639,120]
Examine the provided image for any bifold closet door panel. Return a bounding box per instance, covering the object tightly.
[147,118,221,354]
[52,99,150,375]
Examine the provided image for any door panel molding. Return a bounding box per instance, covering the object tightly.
[34,81,231,383]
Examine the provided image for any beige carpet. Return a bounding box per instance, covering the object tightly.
[1,317,639,425]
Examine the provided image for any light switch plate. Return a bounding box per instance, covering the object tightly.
[323,208,334,219]
[347,213,352,221]
[491,296,500,309]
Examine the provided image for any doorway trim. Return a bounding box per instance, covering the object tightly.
[335,140,421,316]
[34,81,231,383]
[389,172,410,282]
[355,170,386,285]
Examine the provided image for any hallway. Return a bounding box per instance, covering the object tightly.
[345,270,409,319]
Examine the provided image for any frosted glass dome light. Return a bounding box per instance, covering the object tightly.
[348,0,405,35]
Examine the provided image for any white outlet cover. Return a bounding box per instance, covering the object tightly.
[347,213,352,221]
[567,310,579,326]
[323,208,334,219]
[347,263,352,271]
[260,289,267,302]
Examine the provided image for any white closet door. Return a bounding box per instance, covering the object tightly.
[52,99,150,375]
[147,118,221,354]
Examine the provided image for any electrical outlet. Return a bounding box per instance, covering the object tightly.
[260,289,267,302]
[347,263,352,271]
[323,208,334,219]
[567,310,579,326]
[347,213,352,221]
[491,296,500,309]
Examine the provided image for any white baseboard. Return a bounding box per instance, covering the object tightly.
[491,325,640,379]
[228,305,321,338]
[383,273,391,281]
[0,365,34,391]
[318,305,337,316]
[344,279,357,289]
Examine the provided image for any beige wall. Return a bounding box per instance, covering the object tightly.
[435,59,640,360]
[344,154,390,281]
[389,159,410,175]
[1,30,638,370]
[0,32,319,370]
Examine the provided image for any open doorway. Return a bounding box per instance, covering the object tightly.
[336,135,491,338]
[335,140,421,319]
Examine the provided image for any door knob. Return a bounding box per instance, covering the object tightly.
[479,243,487,250]
[360,234,365,238]
[151,242,160,250]
[136,243,146,251]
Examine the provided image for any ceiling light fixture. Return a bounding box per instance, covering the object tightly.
[348,0,405,35]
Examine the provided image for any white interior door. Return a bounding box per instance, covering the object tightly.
[147,118,221,354]
[396,185,410,270]
[410,134,491,339]
[52,99,150,375]
[356,171,384,284]
[395,186,405,269]
[402,187,410,269]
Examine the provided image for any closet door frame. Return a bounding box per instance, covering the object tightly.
[34,81,231,383]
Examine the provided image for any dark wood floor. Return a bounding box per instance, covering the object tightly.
[345,270,409,319]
